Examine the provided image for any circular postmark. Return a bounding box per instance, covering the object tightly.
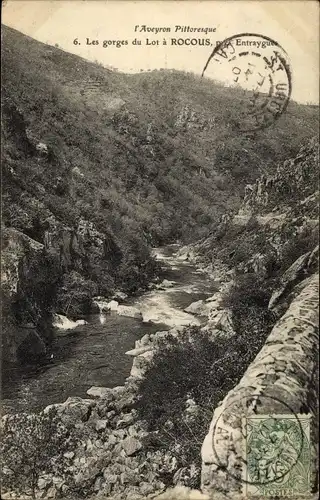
[202,33,292,132]
[211,393,311,492]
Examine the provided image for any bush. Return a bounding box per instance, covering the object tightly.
[0,407,79,499]
[136,317,274,478]
[279,227,319,274]
[221,273,275,336]
[56,271,99,316]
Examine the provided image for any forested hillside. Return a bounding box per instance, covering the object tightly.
[2,25,318,245]
[1,25,319,362]
[1,23,319,500]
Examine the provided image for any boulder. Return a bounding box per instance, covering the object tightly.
[73,453,111,488]
[95,419,108,431]
[113,429,126,440]
[130,358,145,379]
[53,314,87,330]
[184,300,210,316]
[117,305,143,320]
[43,397,95,424]
[116,413,135,429]
[121,436,142,456]
[130,351,154,379]
[135,333,151,348]
[1,228,54,364]
[126,488,144,500]
[127,424,140,437]
[139,482,155,496]
[107,434,117,446]
[160,279,176,288]
[206,309,235,337]
[87,386,114,399]
[205,290,224,306]
[103,472,118,483]
[106,410,116,419]
[126,345,153,356]
[107,300,119,311]
[46,486,58,499]
[38,475,52,490]
[120,470,139,485]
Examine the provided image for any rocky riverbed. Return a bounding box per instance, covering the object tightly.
[1,245,219,414]
[1,245,235,500]
[3,236,317,500]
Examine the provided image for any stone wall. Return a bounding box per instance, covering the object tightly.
[201,273,319,496]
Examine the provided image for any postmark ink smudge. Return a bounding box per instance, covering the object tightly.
[210,393,312,496]
[202,33,292,132]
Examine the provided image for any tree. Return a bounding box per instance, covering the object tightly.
[1,407,77,499]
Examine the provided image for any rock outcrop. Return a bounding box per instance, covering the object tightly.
[239,137,319,219]
[184,300,211,317]
[0,214,125,366]
[186,139,320,497]
[201,273,319,496]
[1,385,178,500]
[1,227,59,363]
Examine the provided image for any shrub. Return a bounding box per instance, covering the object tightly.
[279,227,319,274]
[221,273,275,337]
[136,317,274,479]
[0,408,79,499]
[56,271,99,316]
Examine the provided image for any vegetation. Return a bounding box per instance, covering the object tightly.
[2,25,318,317]
[221,273,275,337]
[278,226,319,275]
[136,300,274,479]
[2,26,319,243]
[0,407,79,499]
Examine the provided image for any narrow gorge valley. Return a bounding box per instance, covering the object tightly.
[2,246,217,414]
[1,23,319,500]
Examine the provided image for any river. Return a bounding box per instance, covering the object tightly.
[2,245,217,413]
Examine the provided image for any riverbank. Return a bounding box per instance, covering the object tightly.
[1,245,218,414]
[1,245,227,500]
[2,234,318,500]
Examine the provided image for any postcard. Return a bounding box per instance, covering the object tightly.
[1,1,319,499]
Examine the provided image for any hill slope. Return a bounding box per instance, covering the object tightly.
[2,25,319,243]
[1,25,319,364]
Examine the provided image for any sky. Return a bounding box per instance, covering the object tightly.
[3,0,319,104]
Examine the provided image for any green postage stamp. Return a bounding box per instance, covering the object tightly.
[243,414,312,497]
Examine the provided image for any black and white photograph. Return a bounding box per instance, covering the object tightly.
[1,1,319,499]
